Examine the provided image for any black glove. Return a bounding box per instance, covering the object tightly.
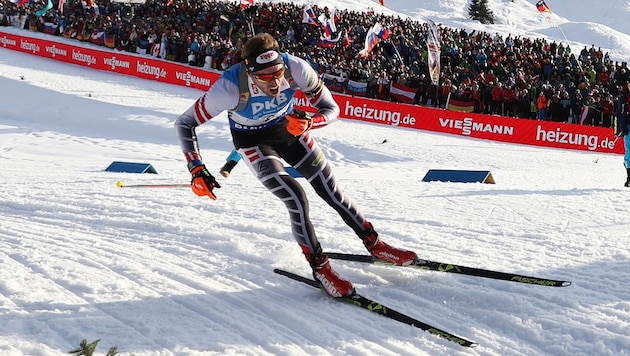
[190,164,221,200]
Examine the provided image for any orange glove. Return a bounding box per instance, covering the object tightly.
[286,109,316,136]
[190,164,221,200]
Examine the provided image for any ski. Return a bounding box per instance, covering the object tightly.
[273,268,478,348]
[324,252,572,287]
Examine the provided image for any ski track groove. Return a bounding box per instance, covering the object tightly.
[3,206,432,354]
[5,180,626,355]
[0,206,473,354]
[0,214,272,352]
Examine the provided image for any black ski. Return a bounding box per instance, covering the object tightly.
[273,268,478,348]
[324,252,572,287]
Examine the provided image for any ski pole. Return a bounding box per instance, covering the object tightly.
[116,181,190,189]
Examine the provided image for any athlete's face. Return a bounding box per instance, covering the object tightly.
[250,63,285,97]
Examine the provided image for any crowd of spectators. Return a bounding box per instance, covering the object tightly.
[2,0,628,127]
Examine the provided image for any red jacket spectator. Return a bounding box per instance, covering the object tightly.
[503,86,516,103]
[491,84,504,101]
[537,93,548,110]
[597,70,609,85]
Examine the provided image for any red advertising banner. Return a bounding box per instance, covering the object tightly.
[1,28,622,154]
[355,95,616,153]
[294,92,622,154]
[0,30,219,90]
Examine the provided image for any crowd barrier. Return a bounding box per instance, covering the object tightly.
[1,27,622,154]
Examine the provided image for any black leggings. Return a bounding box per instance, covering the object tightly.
[232,127,367,255]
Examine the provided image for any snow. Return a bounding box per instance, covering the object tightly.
[1,0,630,355]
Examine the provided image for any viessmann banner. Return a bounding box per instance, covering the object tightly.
[1,29,622,154]
[296,94,622,154]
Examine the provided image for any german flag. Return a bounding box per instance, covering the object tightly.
[104,33,116,48]
[536,0,551,13]
[447,95,474,113]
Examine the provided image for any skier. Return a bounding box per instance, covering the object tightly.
[174,33,417,298]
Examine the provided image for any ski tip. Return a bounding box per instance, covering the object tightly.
[561,281,572,287]
[469,342,480,348]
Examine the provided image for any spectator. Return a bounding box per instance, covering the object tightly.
[2,0,627,129]
[537,92,548,120]
[548,95,565,122]
[602,95,614,127]
[490,82,504,115]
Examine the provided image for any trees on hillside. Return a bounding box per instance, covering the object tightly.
[468,0,495,24]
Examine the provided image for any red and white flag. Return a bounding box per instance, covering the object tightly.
[240,0,254,9]
[390,82,416,104]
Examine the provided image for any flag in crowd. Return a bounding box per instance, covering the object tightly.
[302,5,348,49]
[426,20,441,87]
[150,43,161,57]
[374,22,390,39]
[358,22,390,58]
[320,73,345,92]
[43,21,58,34]
[535,0,558,28]
[378,0,384,5]
[10,0,30,6]
[346,79,368,96]
[104,33,116,48]
[35,0,53,16]
[240,0,254,10]
[318,9,337,38]
[62,27,77,39]
[342,29,352,48]
[536,0,551,12]
[302,4,318,26]
[90,29,105,45]
[446,93,475,112]
[136,39,150,54]
[318,31,343,48]
[389,82,416,104]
